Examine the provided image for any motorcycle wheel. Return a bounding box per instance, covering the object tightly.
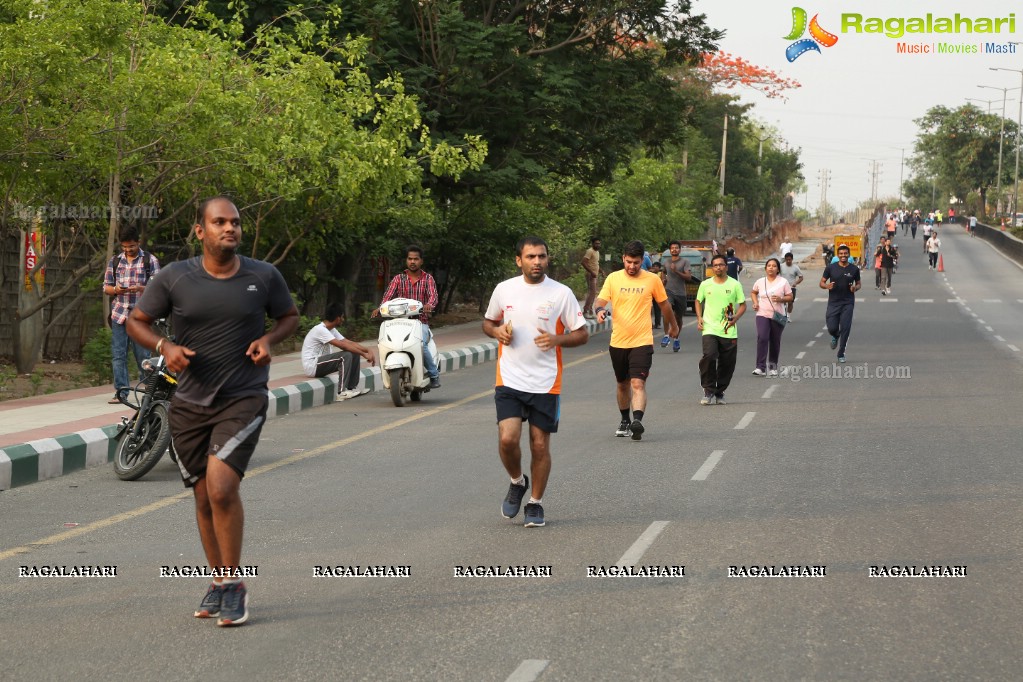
[389,368,408,407]
[114,402,172,481]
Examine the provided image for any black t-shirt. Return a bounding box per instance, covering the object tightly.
[137,256,295,406]
[726,256,743,280]
[822,262,860,303]
[880,247,895,268]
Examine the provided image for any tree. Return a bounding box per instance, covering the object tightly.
[910,104,1013,214]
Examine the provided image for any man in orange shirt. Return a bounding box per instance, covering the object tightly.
[595,240,678,440]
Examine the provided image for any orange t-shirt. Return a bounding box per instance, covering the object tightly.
[598,269,667,348]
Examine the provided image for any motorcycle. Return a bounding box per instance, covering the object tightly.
[822,243,835,264]
[377,297,438,407]
[113,325,178,480]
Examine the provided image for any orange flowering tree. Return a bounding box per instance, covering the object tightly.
[696,51,800,99]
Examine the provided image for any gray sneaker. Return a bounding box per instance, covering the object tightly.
[502,475,529,519]
[715,394,727,405]
[194,583,223,618]
[700,392,715,406]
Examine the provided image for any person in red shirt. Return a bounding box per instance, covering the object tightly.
[374,245,441,387]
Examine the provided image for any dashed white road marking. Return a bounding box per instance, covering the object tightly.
[615,521,670,566]
[795,351,806,359]
[734,412,756,430]
[806,340,816,347]
[879,298,898,302]
[1008,345,1020,352]
[762,384,778,399]
[915,299,934,303]
[983,299,1003,303]
[506,660,550,682]
[815,331,823,338]
[994,335,1005,342]
[692,451,725,481]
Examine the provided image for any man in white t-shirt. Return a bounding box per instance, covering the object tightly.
[778,240,794,258]
[301,303,376,399]
[483,236,589,528]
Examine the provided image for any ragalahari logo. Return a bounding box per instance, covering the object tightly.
[784,7,838,61]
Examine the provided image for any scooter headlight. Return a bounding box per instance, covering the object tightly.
[383,302,408,317]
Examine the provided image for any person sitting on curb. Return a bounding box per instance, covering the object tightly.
[301,303,376,399]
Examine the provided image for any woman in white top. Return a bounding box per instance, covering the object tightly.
[750,258,793,376]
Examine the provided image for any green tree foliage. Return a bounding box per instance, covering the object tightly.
[910,104,1014,214]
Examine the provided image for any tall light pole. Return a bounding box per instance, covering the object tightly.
[978,84,1020,217]
[717,113,728,240]
[990,67,1023,222]
[965,97,997,114]
[756,131,773,177]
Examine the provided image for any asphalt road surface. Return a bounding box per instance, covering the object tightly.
[2,226,1022,680]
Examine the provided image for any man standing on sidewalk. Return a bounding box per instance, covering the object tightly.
[820,244,860,363]
[301,302,376,399]
[102,227,160,403]
[695,254,746,405]
[595,240,678,440]
[128,196,298,627]
[483,236,589,528]
[374,245,441,388]
[580,237,602,318]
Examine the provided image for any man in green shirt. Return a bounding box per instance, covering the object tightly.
[695,254,746,405]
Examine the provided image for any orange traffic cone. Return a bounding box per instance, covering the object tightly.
[937,254,944,272]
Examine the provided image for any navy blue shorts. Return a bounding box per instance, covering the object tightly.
[494,386,560,434]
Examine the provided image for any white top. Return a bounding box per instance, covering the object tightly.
[484,275,585,394]
[301,322,345,376]
[779,241,793,256]
[926,237,941,254]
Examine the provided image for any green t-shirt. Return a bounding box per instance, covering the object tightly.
[697,277,745,339]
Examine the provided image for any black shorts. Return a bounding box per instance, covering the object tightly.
[169,393,269,487]
[790,287,797,300]
[608,345,654,382]
[494,386,560,434]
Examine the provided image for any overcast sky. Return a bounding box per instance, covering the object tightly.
[694,0,1023,213]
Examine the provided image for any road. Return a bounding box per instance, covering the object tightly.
[2,225,1022,680]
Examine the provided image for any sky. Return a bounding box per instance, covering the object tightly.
[694,0,1023,214]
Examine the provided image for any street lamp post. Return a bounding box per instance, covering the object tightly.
[978,84,1021,217]
[990,67,1023,223]
[966,97,998,114]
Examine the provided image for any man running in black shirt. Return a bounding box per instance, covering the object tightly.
[819,244,861,363]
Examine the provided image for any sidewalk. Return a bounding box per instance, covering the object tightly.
[0,318,610,490]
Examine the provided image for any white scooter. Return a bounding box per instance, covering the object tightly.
[377,297,438,406]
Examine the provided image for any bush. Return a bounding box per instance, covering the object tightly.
[82,326,113,384]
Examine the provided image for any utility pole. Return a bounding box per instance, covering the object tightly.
[868,161,882,202]
[898,149,904,205]
[818,168,831,225]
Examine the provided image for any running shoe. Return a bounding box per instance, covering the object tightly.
[523,503,545,528]
[660,335,670,348]
[672,339,680,353]
[630,419,644,441]
[429,376,441,389]
[715,394,727,405]
[700,392,715,406]
[216,582,248,627]
[830,336,838,349]
[751,368,765,376]
[838,355,846,364]
[615,419,631,437]
[502,475,529,519]
[194,583,223,619]
[767,369,778,377]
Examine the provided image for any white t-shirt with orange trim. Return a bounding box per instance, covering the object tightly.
[485,275,586,394]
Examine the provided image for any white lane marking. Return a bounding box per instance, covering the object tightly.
[806,340,816,347]
[983,299,1003,303]
[795,351,806,359]
[856,297,865,302]
[915,299,934,303]
[692,451,725,482]
[1018,299,1023,304]
[815,331,823,338]
[506,660,550,682]
[879,298,898,302]
[994,335,1005,342]
[615,521,670,566]
[813,297,828,302]
[978,319,986,325]
[1008,345,1021,352]
[762,384,778,399]
[953,300,967,305]
[985,326,994,332]
[734,412,756,430]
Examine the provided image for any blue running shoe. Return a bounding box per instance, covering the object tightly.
[216,582,249,627]
[502,475,529,519]
[523,502,545,528]
[672,339,680,353]
[194,583,222,619]
[660,335,670,348]
[830,335,838,349]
